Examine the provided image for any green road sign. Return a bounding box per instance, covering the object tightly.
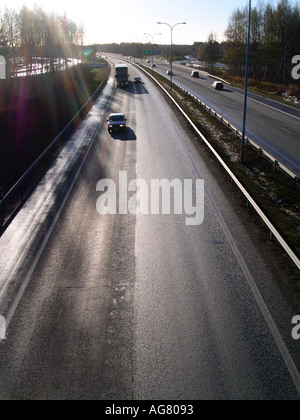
[143,50,152,55]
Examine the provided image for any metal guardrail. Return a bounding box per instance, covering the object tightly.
[0,74,109,236]
[136,63,300,270]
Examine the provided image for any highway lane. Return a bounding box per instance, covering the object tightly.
[0,67,137,399]
[0,60,299,399]
[142,59,300,178]
[132,63,300,399]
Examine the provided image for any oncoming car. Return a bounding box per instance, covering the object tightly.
[212,81,224,91]
[107,113,127,133]
[191,71,200,78]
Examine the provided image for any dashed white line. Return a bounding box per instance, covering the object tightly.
[281,127,294,135]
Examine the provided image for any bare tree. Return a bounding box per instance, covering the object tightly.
[0,7,20,76]
[225,0,300,83]
[204,32,220,72]
[0,5,86,76]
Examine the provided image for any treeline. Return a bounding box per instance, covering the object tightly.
[93,43,197,61]
[197,34,224,71]
[224,0,300,83]
[0,6,85,76]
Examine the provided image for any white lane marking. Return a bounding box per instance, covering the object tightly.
[281,127,293,135]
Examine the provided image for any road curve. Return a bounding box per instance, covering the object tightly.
[0,60,299,400]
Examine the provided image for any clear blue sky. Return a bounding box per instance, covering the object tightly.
[2,0,299,45]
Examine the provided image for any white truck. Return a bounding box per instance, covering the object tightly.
[115,64,129,88]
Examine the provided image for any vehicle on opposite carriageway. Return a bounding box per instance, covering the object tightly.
[212,81,224,91]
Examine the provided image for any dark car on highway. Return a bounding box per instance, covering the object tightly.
[107,113,127,133]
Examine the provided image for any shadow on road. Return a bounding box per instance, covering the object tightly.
[110,127,137,141]
[127,81,149,95]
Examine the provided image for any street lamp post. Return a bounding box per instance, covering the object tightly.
[241,0,252,164]
[135,36,151,65]
[157,21,187,91]
[144,33,162,67]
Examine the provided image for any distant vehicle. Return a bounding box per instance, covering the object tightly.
[166,70,173,76]
[134,77,142,83]
[147,60,151,63]
[115,64,129,88]
[152,64,156,68]
[191,71,200,78]
[107,113,127,133]
[212,81,224,91]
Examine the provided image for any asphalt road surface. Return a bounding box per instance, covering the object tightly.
[0,60,299,400]
[142,59,300,178]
